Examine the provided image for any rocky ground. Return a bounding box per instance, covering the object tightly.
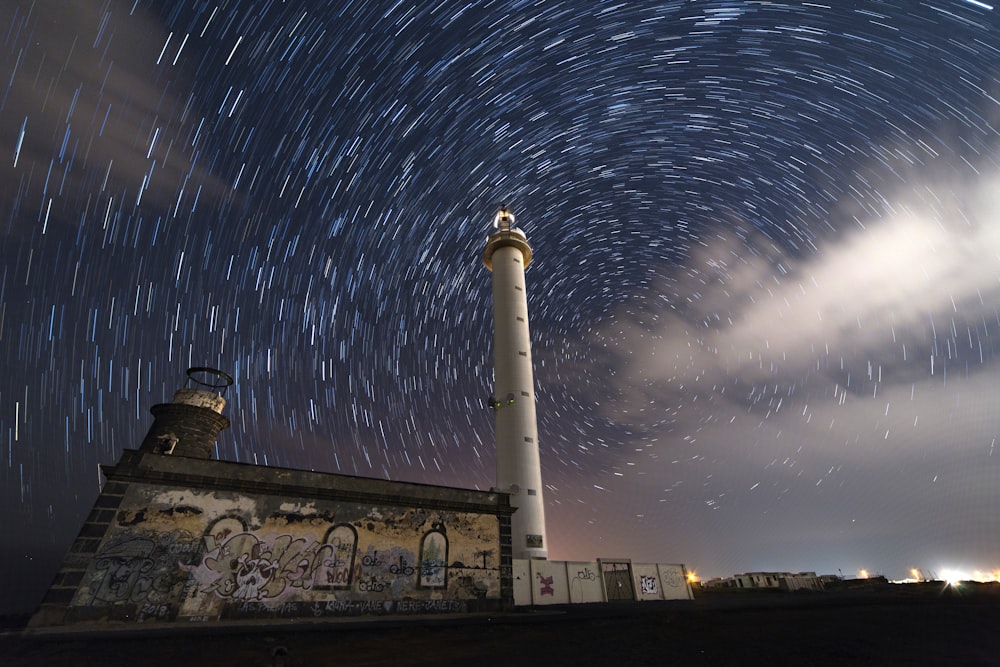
[4,582,998,666]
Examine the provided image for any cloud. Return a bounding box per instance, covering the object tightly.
[589,168,1000,439]
[554,165,1000,576]
[0,1,227,235]
[721,198,1000,382]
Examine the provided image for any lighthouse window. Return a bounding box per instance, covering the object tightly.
[514,285,522,291]
[513,257,520,263]
[521,391,529,396]
[518,351,527,356]
[524,437,534,443]
[527,489,537,496]
[516,316,525,322]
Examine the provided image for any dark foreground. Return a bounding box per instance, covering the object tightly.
[4,583,999,666]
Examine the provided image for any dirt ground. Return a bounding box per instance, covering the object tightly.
[4,583,998,666]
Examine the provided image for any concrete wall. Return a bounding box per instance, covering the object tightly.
[34,450,511,626]
[656,563,694,600]
[566,561,605,603]
[527,559,570,605]
[512,560,693,605]
[512,559,532,604]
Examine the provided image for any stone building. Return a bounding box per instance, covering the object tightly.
[31,369,514,627]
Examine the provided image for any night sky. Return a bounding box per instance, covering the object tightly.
[3,0,1000,614]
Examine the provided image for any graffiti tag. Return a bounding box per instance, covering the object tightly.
[661,568,683,588]
[200,533,337,601]
[357,576,386,592]
[80,531,199,608]
[362,552,385,568]
[389,556,415,576]
[307,599,465,617]
[536,573,555,596]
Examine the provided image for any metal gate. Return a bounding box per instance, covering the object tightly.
[599,560,636,602]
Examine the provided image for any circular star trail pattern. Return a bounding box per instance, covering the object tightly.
[3,1,1000,609]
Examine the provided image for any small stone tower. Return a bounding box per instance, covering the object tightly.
[483,207,548,559]
[138,367,233,459]
[29,367,234,626]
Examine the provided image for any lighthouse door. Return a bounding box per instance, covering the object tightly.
[599,560,636,602]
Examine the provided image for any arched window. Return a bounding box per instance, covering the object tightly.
[317,523,357,589]
[419,523,448,589]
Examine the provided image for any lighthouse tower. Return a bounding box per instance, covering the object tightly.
[483,207,548,559]
[138,367,233,459]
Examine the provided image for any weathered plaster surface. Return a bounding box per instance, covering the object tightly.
[67,482,502,623]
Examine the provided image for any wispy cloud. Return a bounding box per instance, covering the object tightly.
[557,165,1000,572]
[593,169,1000,438]
[0,1,226,235]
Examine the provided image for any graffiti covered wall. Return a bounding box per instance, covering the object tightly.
[511,560,694,605]
[52,468,508,624]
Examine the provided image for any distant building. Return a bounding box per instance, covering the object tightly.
[823,574,890,590]
[702,571,824,592]
[779,572,824,592]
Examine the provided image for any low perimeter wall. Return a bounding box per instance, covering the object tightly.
[513,559,693,605]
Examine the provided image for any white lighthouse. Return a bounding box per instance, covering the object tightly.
[483,207,548,559]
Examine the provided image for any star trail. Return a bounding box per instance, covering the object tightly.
[3,0,1000,611]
